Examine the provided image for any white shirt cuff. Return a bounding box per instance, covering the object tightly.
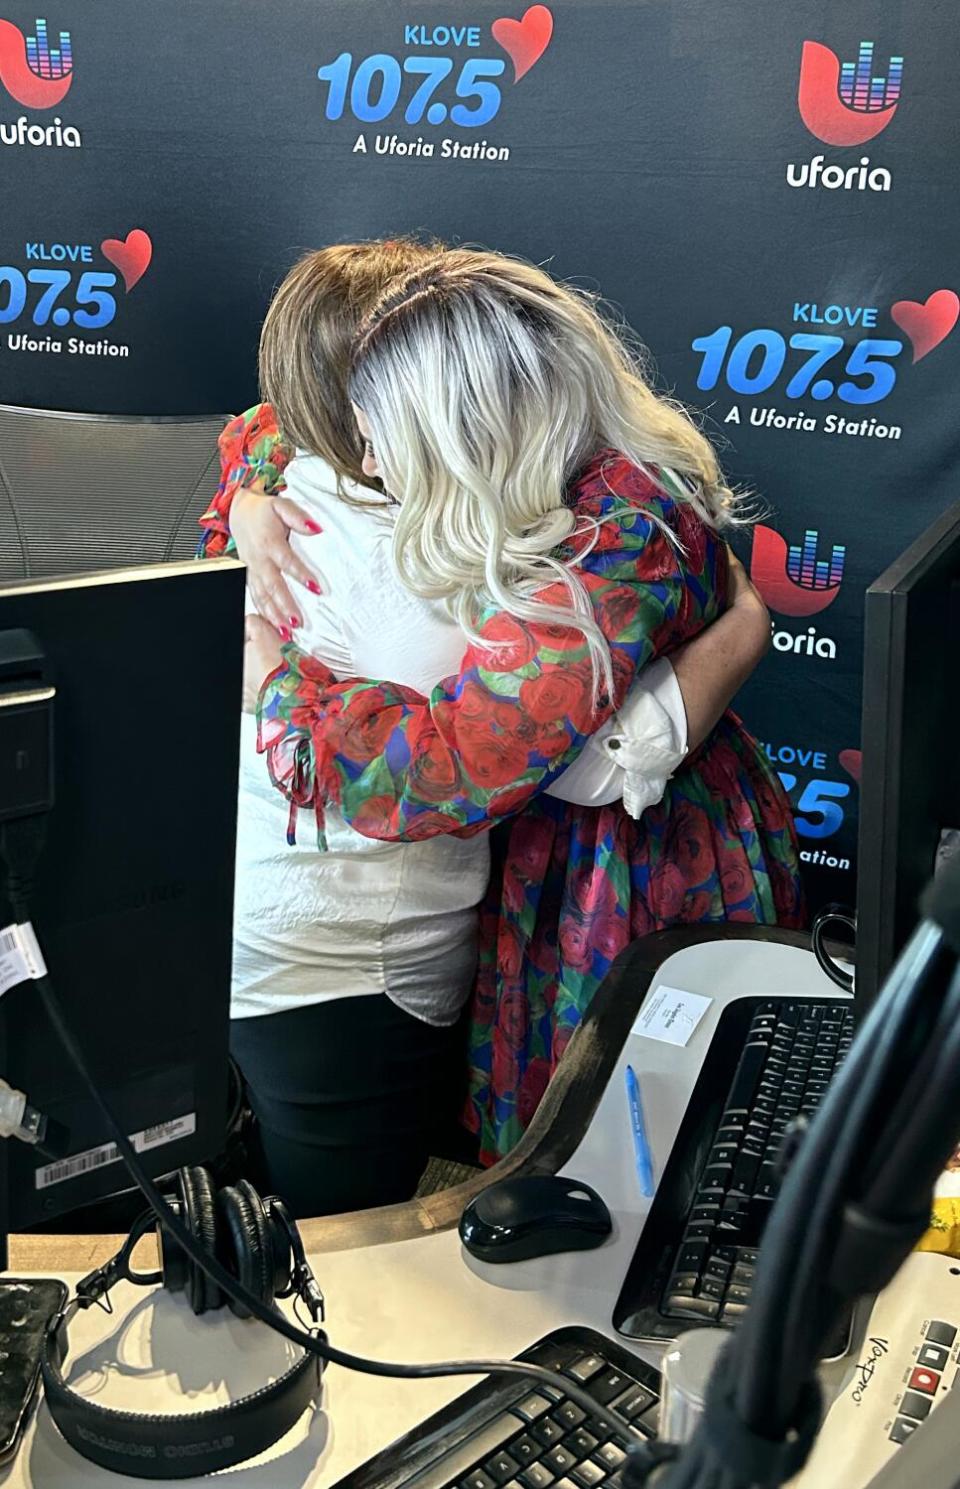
[546,657,688,815]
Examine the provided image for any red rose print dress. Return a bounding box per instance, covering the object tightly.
[202,407,805,1163]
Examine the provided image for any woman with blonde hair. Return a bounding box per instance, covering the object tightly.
[238,246,802,1167]
[209,241,770,1207]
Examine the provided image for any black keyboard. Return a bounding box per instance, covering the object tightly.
[330,1328,661,1489]
[614,996,854,1346]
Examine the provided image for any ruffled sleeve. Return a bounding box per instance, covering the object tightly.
[256,482,699,848]
[197,403,294,558]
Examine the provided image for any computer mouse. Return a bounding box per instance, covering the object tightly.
[459,1175,612,1263]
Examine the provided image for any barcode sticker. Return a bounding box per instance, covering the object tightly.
[0,926,29,997]
[35,1141,121,1190]
[0,922,47,997]
[137,1113,196,1153]
[35,1110,197,1190]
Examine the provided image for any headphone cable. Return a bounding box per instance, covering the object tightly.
[1,817,638,1443]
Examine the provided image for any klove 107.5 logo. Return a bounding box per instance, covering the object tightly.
[319,5,554,164]
[763,740,860,873]
[2,229,151,362]
[693,287,959,446]
[0,15,81,147]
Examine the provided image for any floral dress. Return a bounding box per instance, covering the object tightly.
[202,406,804,1163]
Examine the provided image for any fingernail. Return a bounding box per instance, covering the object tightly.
[279,625,291,642]
[306,580,322,595]
[289,615,301,628]
[305,520,322,534]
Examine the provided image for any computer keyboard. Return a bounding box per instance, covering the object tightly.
[614,996,854,1346]
[330,1328,661,1489]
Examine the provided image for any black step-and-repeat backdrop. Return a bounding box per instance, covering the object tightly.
[2,0,958,909]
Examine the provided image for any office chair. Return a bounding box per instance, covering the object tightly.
[0,404,229,580]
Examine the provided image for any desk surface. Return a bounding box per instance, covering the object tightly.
[5,932,852,1489]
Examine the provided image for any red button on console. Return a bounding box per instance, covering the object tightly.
[908,1367,940,1396]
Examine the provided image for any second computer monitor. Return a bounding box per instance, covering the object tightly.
[856,499,960,1012]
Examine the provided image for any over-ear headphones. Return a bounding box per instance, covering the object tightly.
[41,1166,326,1479]
[157,1167,320,1321]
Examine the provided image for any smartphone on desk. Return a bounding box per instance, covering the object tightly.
[0,1278,68,1463]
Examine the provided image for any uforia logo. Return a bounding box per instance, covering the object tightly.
[750,524,845,659]
[751,524,845,617]
[0,15,80,147]
[788,40,902,192]
[318,5,554,165]
[799,39,901,145]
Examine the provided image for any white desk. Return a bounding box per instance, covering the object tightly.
[7,938,852,1488]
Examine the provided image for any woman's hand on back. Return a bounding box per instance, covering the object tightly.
[669,545,770,750]
[230,482,324,634]
[725,545,768,628]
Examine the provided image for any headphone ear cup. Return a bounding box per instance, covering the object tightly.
[218,1180,274,1319]
[183,1166,223,1314]
[175,1167,220,1310]
[264,1200,294,1299]
[158,1196,188,1297]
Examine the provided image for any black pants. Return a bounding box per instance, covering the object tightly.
[229,995,462,1218]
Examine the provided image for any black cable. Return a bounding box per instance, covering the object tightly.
[653,923,960,1489]
[739,922,946,1430]
[0,820,639,1444]
[781,935,960,1385]
[862,962,960,1215]
[36,971,640,1433]
[731,977,891,1425]
[643,926,949,1489]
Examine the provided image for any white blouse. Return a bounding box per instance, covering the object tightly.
[231,456,687,1027]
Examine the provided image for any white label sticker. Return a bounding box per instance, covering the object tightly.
[0,922,47,996]
[0,926,30,997]
[35,1111,197,1190]
[16,922,47,979]
[137,1113,196,1154]
[633,984,713,1046]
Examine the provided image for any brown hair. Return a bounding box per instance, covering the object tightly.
[258,237,441,491]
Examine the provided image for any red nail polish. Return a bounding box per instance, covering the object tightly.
[279,625,291,642]
[290,615,301,628]
[305,520,322,534]
[306,580,322,595]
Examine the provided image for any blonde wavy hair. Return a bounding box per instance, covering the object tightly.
[349,249,742,701]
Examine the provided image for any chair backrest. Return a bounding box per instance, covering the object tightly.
[0,405,228,580]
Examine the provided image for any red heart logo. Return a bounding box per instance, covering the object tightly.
[891,289,959,364]
[100,229,153,293]
[838,749,862,785]
[492,5,553,82]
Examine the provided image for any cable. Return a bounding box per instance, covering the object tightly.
[861,961,960,1215]
[736,922,946,1431]
[649,920,960,1489]
[771,931,960,1414]
[35,969,640,1434]
[0,819,638,1444]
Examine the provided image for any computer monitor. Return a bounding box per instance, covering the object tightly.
[0,560,243,1237]
[855,499,960,1012]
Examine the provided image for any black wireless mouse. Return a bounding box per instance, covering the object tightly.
[459,1175,612,1263]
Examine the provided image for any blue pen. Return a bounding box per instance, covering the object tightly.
[625,1064,655,1197]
